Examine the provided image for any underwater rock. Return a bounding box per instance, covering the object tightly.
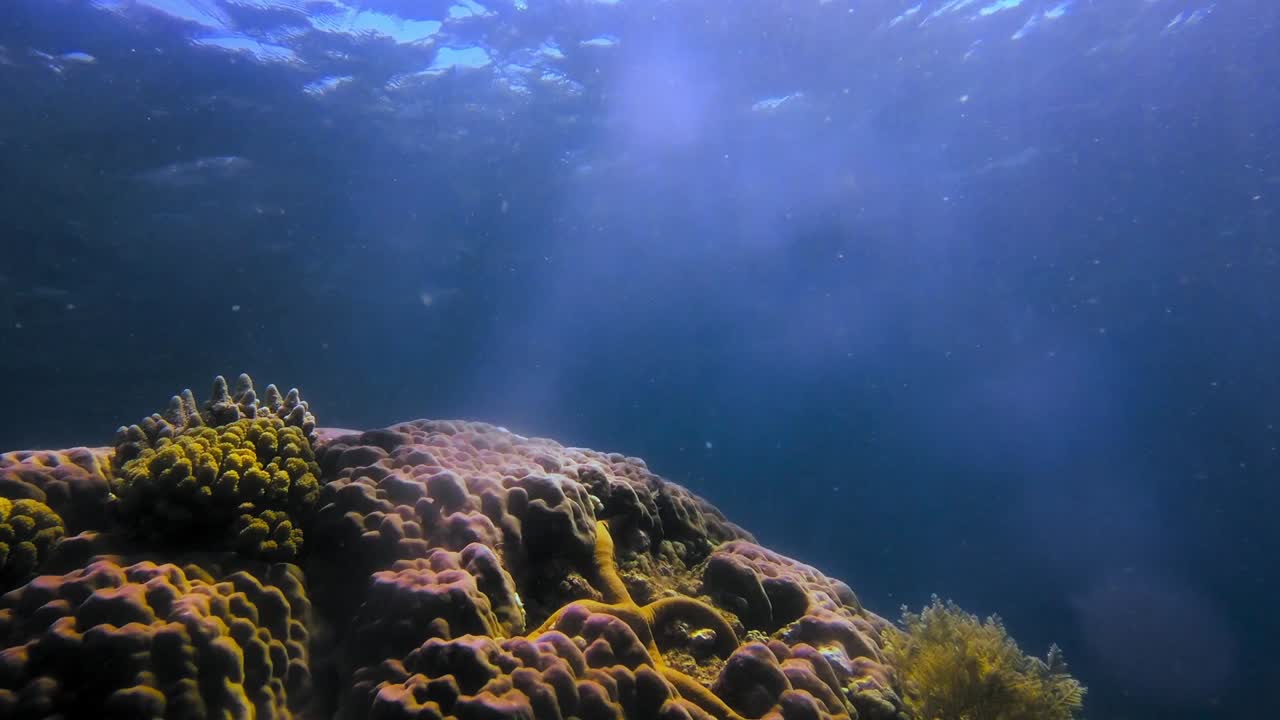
[0,377,1080,719]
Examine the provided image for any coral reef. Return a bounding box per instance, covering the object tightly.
[0,376,1084,720]
[883,597,1085,720]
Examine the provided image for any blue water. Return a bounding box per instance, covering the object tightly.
[2,1,1277,717]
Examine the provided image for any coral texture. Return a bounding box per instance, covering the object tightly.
[0,559,310,719]
[0,377,1082,720]
[703,542,904,719]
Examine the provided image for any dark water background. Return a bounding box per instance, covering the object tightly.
[2,1,1278,718]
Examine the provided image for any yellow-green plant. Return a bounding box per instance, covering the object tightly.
[884,596,1085,720]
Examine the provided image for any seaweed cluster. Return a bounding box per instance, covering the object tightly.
[0,375,1084,720]
[883,597,1085,720]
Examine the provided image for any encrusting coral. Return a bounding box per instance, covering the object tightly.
[0,375,1084,720]
[883,597,1085,720]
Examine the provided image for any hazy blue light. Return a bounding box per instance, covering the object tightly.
[194,35,297,62]
[1045,1,1072,20]
[430,45,491,71]
[580,35,618,48]
[888,3,921,27]
[448,1,490,19]
[979,0,1023,17]
[314,10,441,44]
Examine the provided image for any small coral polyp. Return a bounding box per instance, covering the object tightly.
[0,376,1083,720]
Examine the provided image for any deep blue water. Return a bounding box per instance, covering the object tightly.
[2,1,1278,718]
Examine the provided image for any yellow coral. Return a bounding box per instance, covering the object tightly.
[883,597,1084,720]
[0,496,65,585]
[111,417,320,559]
[234,508,306,561]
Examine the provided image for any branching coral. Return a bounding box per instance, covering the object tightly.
[883,597,1085,720]
[112,374,317,474]
[110,417,320,560]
